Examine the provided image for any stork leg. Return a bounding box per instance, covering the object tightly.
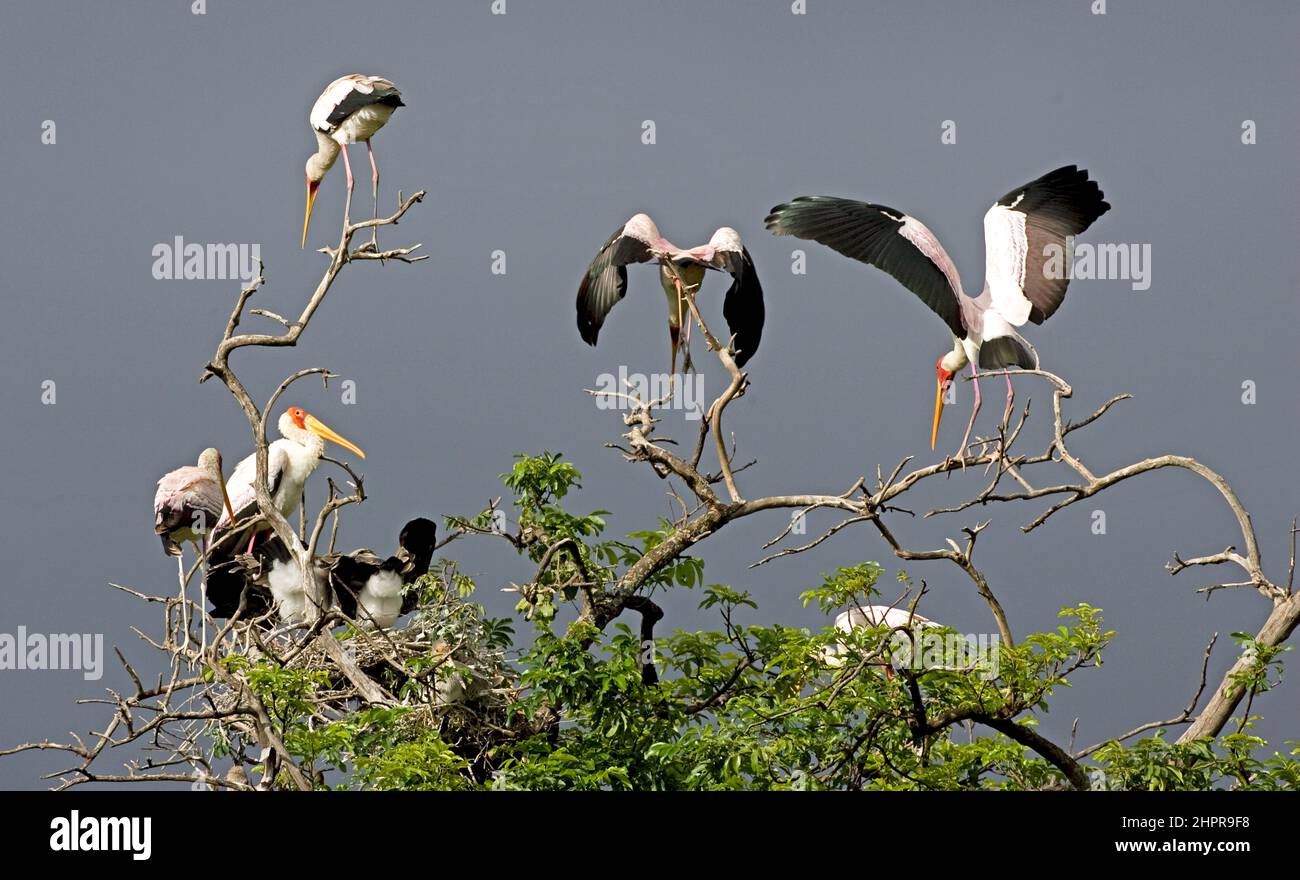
[681,297,694,373]
[176,551,190,653]
[199,535,211,656]
[957,364,982,464]
[340,144,356,223]
[366,139,380,250]
[668,322,680,381]
[673,276,694,375]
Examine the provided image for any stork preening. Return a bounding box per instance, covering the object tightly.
[213,407,365,557]
[303,74,405,250]
[153,448,238,647]
[766,165,1109,459]
[577,213,765,375]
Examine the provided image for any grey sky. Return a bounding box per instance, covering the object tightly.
[1,1,1296,788]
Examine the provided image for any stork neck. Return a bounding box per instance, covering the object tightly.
[312,131,340,170]
[284,425,326,461]
[941,343,968,373]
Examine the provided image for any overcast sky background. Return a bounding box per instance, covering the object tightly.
[1,1,1295,789]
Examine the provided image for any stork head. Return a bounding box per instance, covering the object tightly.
[197,447,238,526]
[932,354,961,450]
[280,407,366,459]
[302,152,335,248]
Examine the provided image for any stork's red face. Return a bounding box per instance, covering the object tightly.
[286,407,366,459]
[932,359,955,450]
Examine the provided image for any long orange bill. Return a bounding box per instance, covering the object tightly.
[304,414,366,459]
[219,474,239,529]
[301,180,320,249]
[931,378,944,451]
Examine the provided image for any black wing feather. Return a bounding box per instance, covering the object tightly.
[718,247,765,367]
[576,225,653,346]
[320,83,404,132]
[994,165,1110,324]
[765,197,964,337]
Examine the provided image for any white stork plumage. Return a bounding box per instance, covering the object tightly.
[303,74,405,249]
[577,213,766,374]
[821,605,937,672]
[213,407,365,556]
[766,165,1110,459]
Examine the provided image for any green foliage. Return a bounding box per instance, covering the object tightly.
[223,452,1295,791]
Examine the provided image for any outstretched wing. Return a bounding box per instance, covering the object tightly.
[766,197,965,337]
[576,214,659,346]
[983,165,1110,326]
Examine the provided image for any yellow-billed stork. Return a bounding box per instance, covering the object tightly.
[766,165,1109,459]
[577,213,766,374]
[213,407,365,556]
[303,74,405,249]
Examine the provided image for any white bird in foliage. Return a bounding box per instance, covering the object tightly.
[821,605,937,673]
[303,74,405,249]
[767,165,1109,458]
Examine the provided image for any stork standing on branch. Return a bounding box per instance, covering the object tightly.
[153,448,238,648]
[303,74,405,250]
[766,165,1109,459]
[577,213,766,375]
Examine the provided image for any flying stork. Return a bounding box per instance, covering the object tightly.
[212,407,365,557]
[766,165,1109,458]
[577,213,766,375]
[303,74,404,250]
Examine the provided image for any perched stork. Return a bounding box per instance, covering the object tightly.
[154,448,237,649]
[324,517,437,629]
[766,165,1109,458]
[213,407,365,557]
[577,213,765,375]
[303,74,405,249]
[154,448,237,571]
